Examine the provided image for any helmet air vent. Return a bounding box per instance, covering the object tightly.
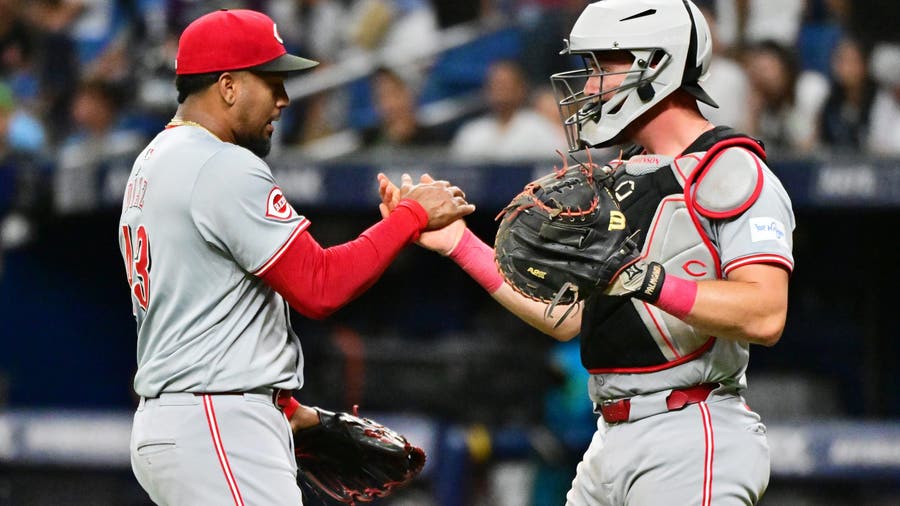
[619,9,657,22]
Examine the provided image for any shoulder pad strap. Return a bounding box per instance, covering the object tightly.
[683,127,766,159]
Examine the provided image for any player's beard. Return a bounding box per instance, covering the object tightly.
[236,132,272,158]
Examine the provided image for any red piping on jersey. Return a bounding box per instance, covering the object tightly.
[587,337,715,374]
[203,395,245,506]
[700,402,715,506]
[259,200,427,320]
[254,218,311,277]
[691,149,764,219]
[724,253,794,275]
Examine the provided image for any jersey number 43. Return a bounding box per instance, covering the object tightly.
[120,224,151,312]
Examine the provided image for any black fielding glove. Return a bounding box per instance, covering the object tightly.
[294,406,426,504]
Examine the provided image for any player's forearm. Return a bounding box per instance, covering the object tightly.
[262,200,426,319]
[447,228,580,341]
[289,403,321,432]
[490,283,581,341]
[677,277,787,346]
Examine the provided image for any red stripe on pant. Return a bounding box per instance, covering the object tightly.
[203,395,245,506]
[699,402,714,506]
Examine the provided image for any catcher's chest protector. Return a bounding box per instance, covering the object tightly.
[580,128,766,372]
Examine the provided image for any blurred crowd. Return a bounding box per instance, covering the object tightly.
[0,0,898,235]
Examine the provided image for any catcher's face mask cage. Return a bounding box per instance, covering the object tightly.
[551,48,673,151]
[549,0,718,151]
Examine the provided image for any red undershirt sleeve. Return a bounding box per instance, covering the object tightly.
[259,199,428,320]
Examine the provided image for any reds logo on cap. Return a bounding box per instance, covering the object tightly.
[273,23,284,44]
[266,187,295,221]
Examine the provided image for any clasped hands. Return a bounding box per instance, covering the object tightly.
[377,172,471,255]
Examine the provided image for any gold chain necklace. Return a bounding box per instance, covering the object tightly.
[166,118,221,139]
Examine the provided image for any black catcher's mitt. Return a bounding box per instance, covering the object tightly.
[294,406,426,504]
[494,155,639,324]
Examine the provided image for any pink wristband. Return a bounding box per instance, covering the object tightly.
[448,228,504,293]
[653,275,698,320]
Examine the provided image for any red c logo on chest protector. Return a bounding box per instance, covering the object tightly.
[266,187,294,221]
[682,259,708,277]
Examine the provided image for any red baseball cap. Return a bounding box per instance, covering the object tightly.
[176,9,318,75]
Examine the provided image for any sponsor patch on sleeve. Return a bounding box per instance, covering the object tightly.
[265,187,295,221]
[749,217,787,245]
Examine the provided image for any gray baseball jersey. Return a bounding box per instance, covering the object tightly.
[122,124,309,505]
[118,124,308,398]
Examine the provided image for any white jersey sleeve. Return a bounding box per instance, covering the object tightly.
[190,146,309,275]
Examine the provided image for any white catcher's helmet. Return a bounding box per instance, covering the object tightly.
[551,0,718,150]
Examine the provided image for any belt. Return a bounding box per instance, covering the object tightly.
[143,389,294,410]
[599,383,718,424]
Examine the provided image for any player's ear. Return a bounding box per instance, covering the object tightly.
[217,71,238,106]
